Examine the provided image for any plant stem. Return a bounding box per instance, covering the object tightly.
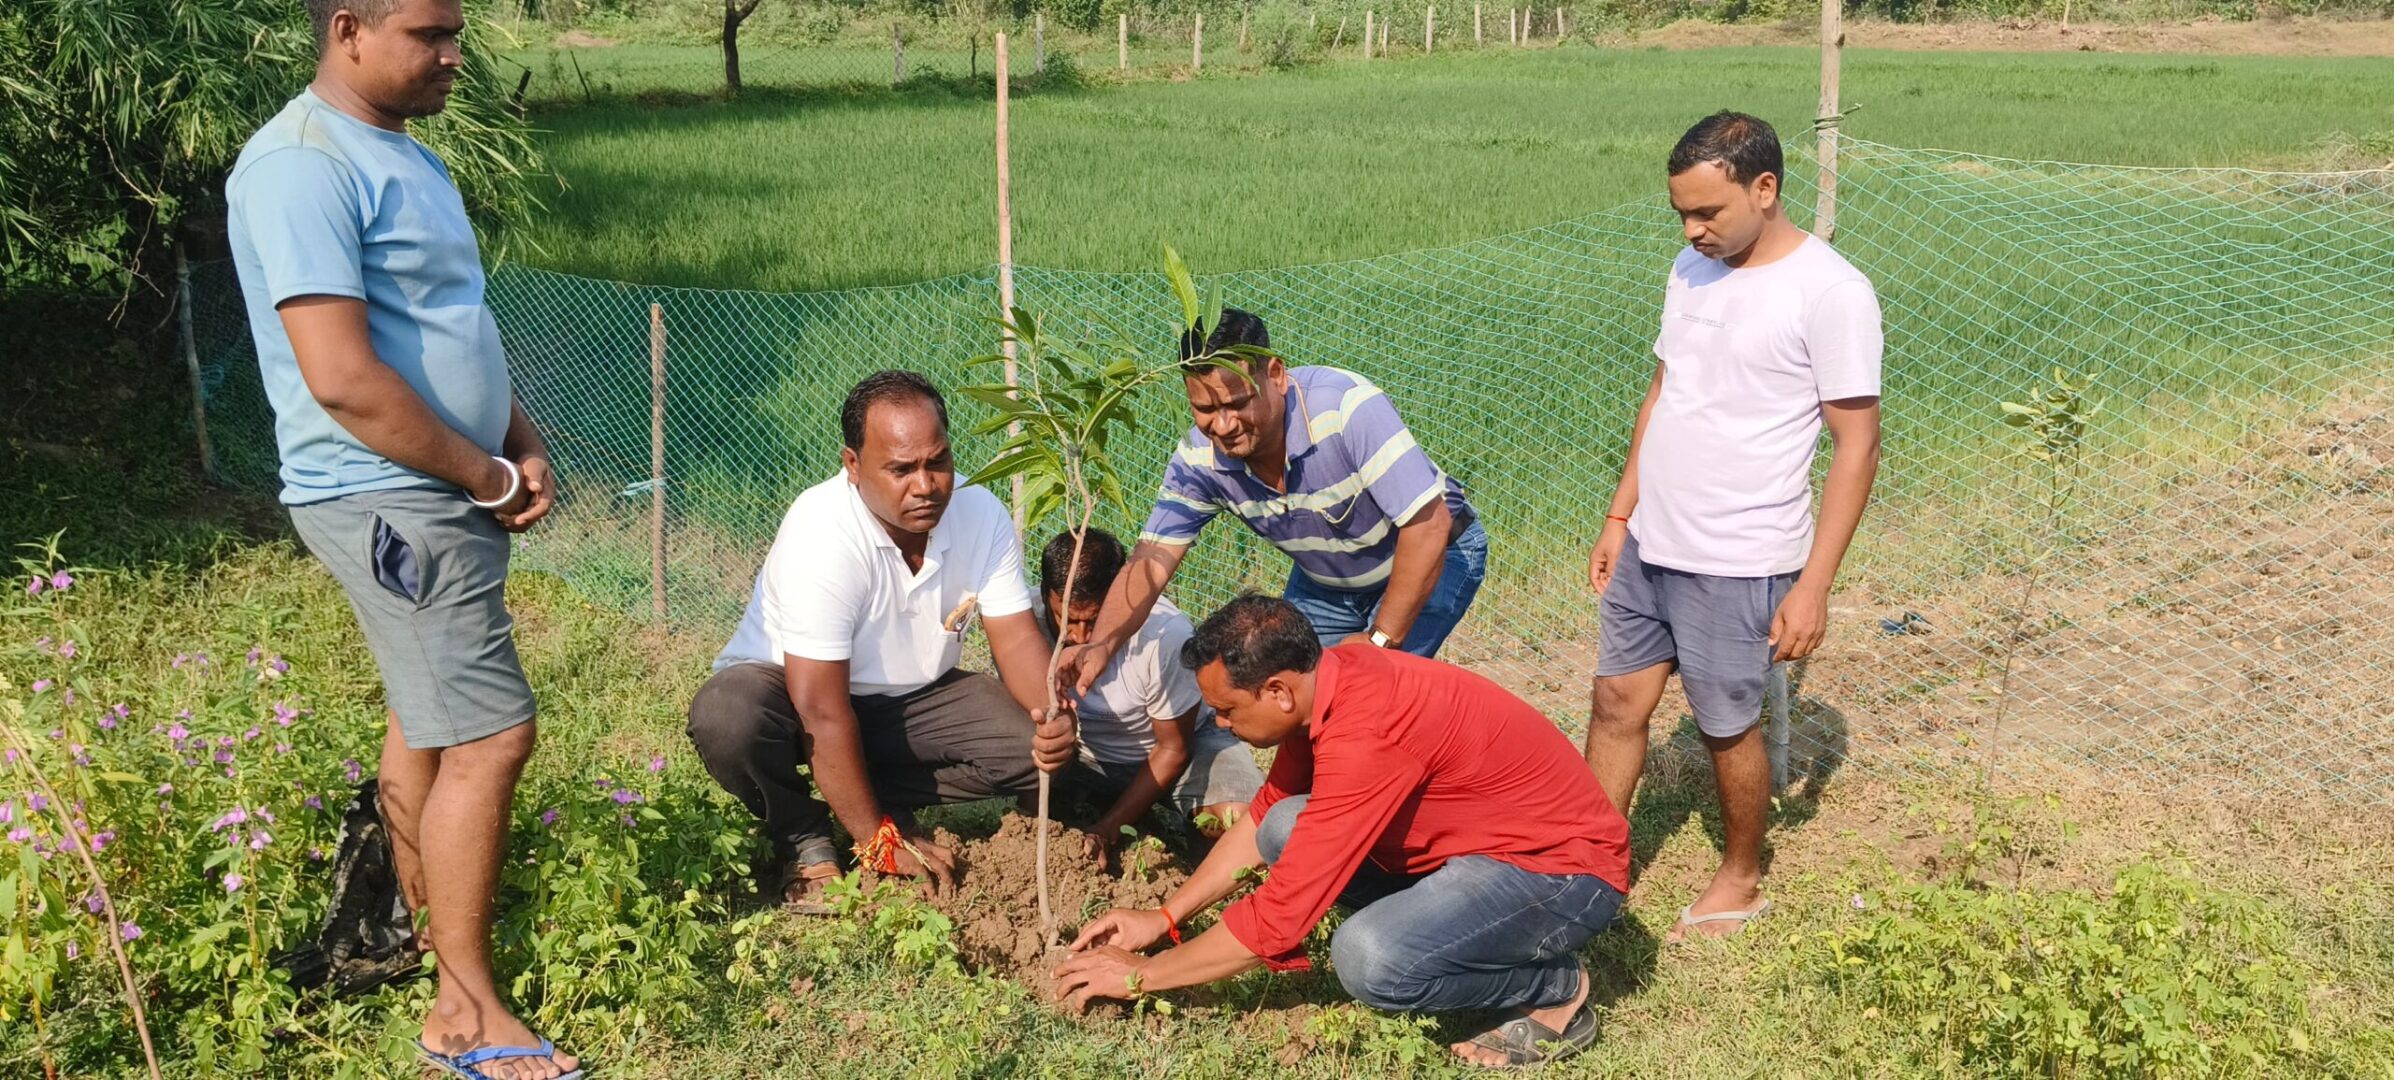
[1036,454,1101,946]
[0,724,165,1080]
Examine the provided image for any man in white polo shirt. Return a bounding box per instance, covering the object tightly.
[1583,112,1883,942]
[687,371,1074,910]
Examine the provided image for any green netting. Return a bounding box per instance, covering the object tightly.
[190,138,2394,804]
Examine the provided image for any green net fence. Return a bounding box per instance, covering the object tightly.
[190,138,2394,804]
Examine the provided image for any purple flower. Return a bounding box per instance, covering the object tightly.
[155,783,173,797]
[0,802,11,826]
[120,921,142,942]
[619,813,636,828]
[61,689,75,706]
[222,872,244,893]
[90,830,114,853]
[213,749,234,766]
[210,807,249,832]
[171,654,187,669]
[245,647,262,666]
[243,726,261,742]
[1851,894,1867,910]
[216,735,234,749]
[267,657,289,675]
[48,571,72,591]
[539,807,560,827]
[303,795,323,810]
[31,679,51,694]
[86,891,104,914]
[47,728,62,740]
[594,777,616,791]
[65,940,79,961]
[6,827,30,844]
[255,807,274,824]
[648,755,667,773]
[611,789,642,805]
[272,702,297,727]
[99,707,123,731]
[165,722,189,743]
[58,640,76,659]
[343,759,362,783]
[27,793,46,812]
[25,576,42,597]
[249,831,272,851]
[274,743,291,756]
[34,637,50,651]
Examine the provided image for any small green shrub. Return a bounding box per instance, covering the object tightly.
[1780,862,2318,1077]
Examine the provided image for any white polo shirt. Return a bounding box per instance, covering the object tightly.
[714,476,1035,697]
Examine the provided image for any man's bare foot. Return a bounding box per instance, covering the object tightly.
[781,860,842,915]
[1666,874,1767,943]
[420,996,579,1079]
[1449,963,1593,1067]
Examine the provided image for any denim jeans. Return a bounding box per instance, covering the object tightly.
[1255,793,1623,1013]
[1280,519,1489,658]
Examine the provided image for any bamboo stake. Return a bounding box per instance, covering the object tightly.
[1193,12,1204,71]
[1035,12,1046,73]
[1119,12,1128,70]
[649,303,667,620]
[175,249,214,480]
[1475,2,1483,46]
[996,33,1022,523]
[1424,5,1434,52]
[1364,10,1373,57]
[1818,0,1842,241]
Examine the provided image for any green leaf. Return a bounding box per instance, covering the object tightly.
[1162,244,1201,331]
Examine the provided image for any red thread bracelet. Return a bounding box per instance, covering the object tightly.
[1158,906,1182,946]
[1606,514,1631,524]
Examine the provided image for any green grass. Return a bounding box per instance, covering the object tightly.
[513,44,2394,292]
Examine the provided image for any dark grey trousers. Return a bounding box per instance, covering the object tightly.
[685,663,1037,865]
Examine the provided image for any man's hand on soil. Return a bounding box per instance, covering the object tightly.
[1051,944,1148,1012]
[1031,707,1077,773]
[1080,829,1118,874]
[1068,906,1170,954]
[1769,583,1830,663]
[887,833,956,896]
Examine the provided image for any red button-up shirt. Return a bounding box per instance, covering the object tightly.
[1219,645,1632,971]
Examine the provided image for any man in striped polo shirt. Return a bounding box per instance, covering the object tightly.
[1058,308,1487,700]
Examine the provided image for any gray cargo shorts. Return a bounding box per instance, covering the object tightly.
[288,487,536,749]
[1594,533,1795,739]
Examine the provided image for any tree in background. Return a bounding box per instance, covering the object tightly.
[0,0,543,295]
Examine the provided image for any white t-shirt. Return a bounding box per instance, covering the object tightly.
[1632,234,1883,578]
[714,477,1035,697]
[1064,598,1209,767]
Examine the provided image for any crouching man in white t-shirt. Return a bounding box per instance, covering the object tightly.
[1583,112,1883,942]
[1040,527,1264,870]
[687,371,1075,911]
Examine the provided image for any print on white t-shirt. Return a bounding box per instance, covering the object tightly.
[1632,235,1884,578]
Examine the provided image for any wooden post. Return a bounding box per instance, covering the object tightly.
[1035,12,1046,73]
[648,303,667,620]
[1508,7,1518,44]
[1818,0,1842,241]
[1556,6,1565,40]
[174,248,215,480]
[1239,8,1250,52]
[1474,3,1482,45]
[995,33,1023,521]
[1363,10,1373,57]
[892,21,904,85]
[1332,16,1346,50]
[1424,6,1434,52]
[1379,17,1388,55]
[1193,12,1204,71]
[1119,12,1128,70]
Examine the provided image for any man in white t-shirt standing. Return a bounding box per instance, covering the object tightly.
[1583,112,1883,942]
[687,371,1075,910]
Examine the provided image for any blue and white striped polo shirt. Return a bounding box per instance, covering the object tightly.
[1138,366,1472,591]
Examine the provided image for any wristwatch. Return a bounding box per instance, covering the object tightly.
[1368,627,1399,648]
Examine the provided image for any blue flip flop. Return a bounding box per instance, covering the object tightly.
[417,1037,584,1080]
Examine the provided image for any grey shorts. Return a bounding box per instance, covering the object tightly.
[288,488,536,750]
[1070,723,1264,823]
[1594,534,1794,739]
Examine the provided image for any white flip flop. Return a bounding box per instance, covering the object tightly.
[1670,899,1773,941]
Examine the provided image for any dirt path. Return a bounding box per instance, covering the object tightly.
[1631,14,2394,57]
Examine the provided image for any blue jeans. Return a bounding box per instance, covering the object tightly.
[1280,519,1489,658]
[1255,794,1623,1014]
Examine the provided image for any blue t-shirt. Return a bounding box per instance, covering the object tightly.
[227,89,512,506]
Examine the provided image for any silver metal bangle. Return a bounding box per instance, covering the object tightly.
[468,456,523,509]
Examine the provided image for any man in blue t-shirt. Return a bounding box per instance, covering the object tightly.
[227,1,577,1076]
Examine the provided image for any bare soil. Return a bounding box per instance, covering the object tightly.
[1631,14,2394,57]
[927,814,1191,990]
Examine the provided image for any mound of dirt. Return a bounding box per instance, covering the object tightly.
[929,814,1190,989]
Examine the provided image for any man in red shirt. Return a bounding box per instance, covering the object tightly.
[1055,596,1630,1067]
